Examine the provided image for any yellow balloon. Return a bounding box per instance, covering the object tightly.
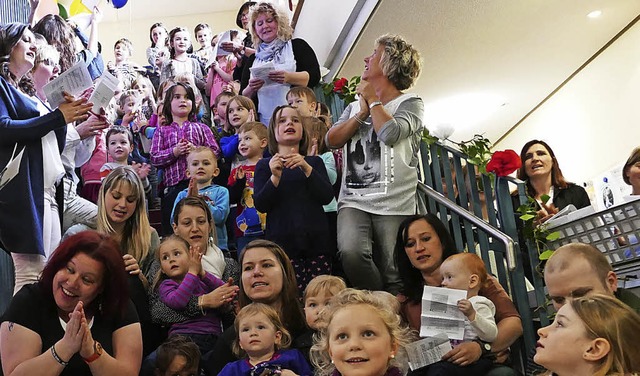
[69,0,91,16]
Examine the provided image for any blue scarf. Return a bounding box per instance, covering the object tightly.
[255,38,287,62]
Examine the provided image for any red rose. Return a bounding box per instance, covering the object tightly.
[487,149,521,177]
[333,77,348,93]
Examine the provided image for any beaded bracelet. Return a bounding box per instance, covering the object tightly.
[51,344,69,367]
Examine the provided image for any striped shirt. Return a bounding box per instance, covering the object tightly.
[150,120,220,187]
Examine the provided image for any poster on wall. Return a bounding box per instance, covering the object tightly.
[590,164,630,211]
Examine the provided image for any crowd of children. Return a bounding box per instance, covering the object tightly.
[2,2,640,376]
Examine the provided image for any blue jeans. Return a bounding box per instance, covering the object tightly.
[337,207,406,294]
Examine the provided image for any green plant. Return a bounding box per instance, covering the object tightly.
[516,194,561,265]
[421,130,493,175]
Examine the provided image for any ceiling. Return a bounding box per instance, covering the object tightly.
[338,0,640,145]
[97,0,640,145]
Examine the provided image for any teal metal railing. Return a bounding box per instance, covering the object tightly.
[418,140,548,371]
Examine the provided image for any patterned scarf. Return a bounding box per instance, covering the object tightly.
[255,38,288,62]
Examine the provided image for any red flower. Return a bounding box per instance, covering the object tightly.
[333,77,348,93]
[487,149,521,177]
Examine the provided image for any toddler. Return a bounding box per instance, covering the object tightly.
[303,275,346,331]
[154,335,201,376]
[155,235,225,354]
[100,125,151,196]
[286,86,318,117]
[228,122,268,254]
[218,303,312,376]
[171,146,230,251]
[310,288,413,376]
[424,252,498,376]
[253,106,334,292]
[296,275,347,363]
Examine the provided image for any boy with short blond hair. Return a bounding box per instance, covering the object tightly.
[171,146,230,250]
[286,86,318,117]
[227,122,269,255]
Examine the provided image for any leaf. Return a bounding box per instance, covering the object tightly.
[540,194,551,204]
[539,250,555,261]
[545,231,560,241]
[520,214,535,221]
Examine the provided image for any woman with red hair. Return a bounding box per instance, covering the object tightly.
[0,231,142,376]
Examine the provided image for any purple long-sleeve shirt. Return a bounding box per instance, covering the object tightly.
[158,272,224,336]
[150,121,220,187]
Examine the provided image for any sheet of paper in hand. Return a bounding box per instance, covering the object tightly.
[405,334,453,371]
[89,70,120,114]
[420,286,466,340]
[44,61,93,108]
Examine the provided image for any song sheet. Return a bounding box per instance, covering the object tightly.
[44,62,93,108]
[420,286,466,340]
[405,334,452,371]
[89,70,120,114]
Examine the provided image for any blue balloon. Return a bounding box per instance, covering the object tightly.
[111,0,128,9]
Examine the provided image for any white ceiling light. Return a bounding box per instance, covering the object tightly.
[587,10,602,18]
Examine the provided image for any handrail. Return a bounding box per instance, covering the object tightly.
[417,182,517,271]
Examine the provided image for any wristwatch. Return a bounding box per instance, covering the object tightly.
[82,341,103,364]
[472,339,492,357]
[369,100,383,109]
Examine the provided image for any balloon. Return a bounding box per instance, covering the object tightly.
[69,0,91,16]
[110,0,128,9]
[57,3,68,19]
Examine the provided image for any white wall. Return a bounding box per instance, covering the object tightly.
[99,11,238,66]
[495,21,640,185]
[293,0,360,72]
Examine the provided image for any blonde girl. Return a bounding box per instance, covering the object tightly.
[96,166,158,282]
[253,105,334,292]
[534,294,640,376]
[218,303,312,376]
[311,288,414,376]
